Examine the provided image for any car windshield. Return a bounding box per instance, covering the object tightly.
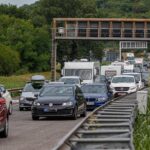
[65,69,92,80]
[124,74,140,82]
[112,76,134,83]
[23,83,43,92]
[40,86,74,97]
[60,78,79,84]
[81,85,106,94]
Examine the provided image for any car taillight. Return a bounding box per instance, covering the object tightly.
[0,98,6,105]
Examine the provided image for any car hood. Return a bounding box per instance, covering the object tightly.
[21,92,38,98]
[110,83,136,87]
[36,96,73,104]
[83,93,108,98]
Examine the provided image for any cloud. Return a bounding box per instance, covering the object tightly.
[0,0,38,7]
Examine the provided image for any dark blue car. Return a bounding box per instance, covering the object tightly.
[81,83,112,110]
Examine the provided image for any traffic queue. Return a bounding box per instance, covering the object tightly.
[0,58,149,138]
[20,59,148,119]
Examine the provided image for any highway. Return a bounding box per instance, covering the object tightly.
[0,103,84,150]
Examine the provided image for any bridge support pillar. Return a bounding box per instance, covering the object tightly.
[51,31,57,81]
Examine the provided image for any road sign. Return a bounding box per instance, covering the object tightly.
[120,41,147,49]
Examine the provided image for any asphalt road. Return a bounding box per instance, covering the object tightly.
[0,104,84,150]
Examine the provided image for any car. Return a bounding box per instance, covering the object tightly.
[0,85,12,115]
[19,75,46,111]
[122,72,144,89]
[31,84,86,120]
[110,75,138,97]
[81,83,112,110]
[59,76,82,87]
[95,75,109,84]
[0,97,9,138]
[142,72,149,87]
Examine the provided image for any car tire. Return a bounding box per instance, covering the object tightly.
[32,115,39,120]
[71,106,78,120]
[80,106,87,117]
[9,103,13,115]
[0,118,9,138]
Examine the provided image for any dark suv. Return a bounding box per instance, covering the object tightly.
[0,97,8,138]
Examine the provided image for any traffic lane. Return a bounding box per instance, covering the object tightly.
[0,104,84,150]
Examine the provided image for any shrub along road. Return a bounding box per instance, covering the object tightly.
[0,104,84,150]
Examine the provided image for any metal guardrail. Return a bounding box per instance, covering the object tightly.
[52,93,138,150]
[8,88,22,93]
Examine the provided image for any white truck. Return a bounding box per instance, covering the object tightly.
[101,65,122,81]
[123,64,134,72]
[61,60,100,84]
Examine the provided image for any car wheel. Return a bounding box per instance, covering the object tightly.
[80,106,87,117]
[32,115,39,120]
[0,118,9,138]
[9,103,13,115]
[71,106,78,120]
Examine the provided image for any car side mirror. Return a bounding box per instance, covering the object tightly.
[34,94,38,98]
[81,81,84,85]
[108,91,113,97]
[3,89,6,93]
[142,79,145,82]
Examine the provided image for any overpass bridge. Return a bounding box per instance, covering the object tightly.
[51,18,150,80]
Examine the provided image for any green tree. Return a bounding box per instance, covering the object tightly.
[0,44,20,75]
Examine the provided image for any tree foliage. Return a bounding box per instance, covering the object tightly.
[0,0,150,75]
[0,44,20,75]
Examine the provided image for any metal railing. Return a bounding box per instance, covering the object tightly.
[52,93,138,150]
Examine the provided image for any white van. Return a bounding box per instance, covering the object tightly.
[101,65,121,81]
[123,64,134,73]
[62,60,100,84]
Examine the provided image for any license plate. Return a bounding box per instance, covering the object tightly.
[43,108,50,112]
[117,92,126,96]
[44,108,57,112]
[87,102,95,105]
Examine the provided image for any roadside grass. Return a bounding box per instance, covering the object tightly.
[0,72,60,89]
[134,89,150,150]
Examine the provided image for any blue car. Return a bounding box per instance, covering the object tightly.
[81,83,112,110]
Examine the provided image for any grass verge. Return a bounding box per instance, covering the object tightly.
[134,89,150,149]
[0,72,60,89]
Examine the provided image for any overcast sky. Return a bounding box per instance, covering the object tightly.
[0,0,39,7]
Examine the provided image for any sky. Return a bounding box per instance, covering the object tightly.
[0,0,39,7]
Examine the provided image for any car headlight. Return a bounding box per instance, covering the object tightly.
[130,86,136,90]
[62,101,73,106]
[20,97,25,101]
[33,101,40,106]
[49,103,53,107]
[97,97,107,102]
[110,86,114,90]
